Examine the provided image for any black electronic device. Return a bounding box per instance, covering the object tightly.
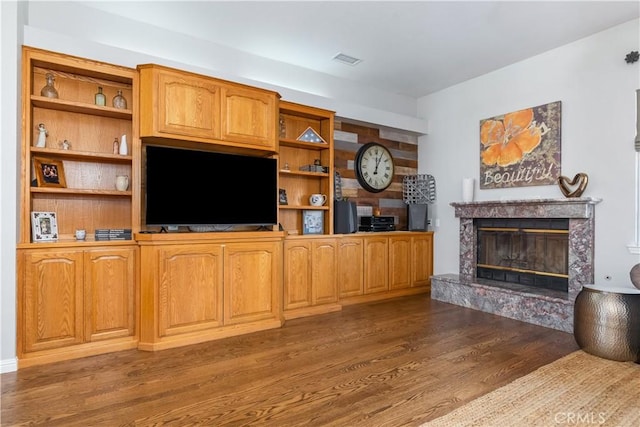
[145,145,278,228]
[359,215,396,232]
[407,204,429,231]
[334,200,358,233]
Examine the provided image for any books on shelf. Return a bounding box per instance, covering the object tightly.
[94,228,132,241]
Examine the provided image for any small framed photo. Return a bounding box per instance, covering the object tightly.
[279,188,288,205]
[302,210,324,235]
[33,157,67,188]
[31,211,59,242]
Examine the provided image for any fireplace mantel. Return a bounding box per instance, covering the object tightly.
[431,197,601,332]
[451,197,602,219]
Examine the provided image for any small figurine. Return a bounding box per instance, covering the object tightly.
[36,123,47,148]
[60,140,71,150]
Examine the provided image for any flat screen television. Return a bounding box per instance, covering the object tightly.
[145,145,278,229]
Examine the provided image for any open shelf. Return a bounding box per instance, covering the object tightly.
[278,101,335,235]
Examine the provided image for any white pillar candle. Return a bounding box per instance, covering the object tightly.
[462,178,475,202]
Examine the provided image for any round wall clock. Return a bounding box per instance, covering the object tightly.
[355,142,395,193]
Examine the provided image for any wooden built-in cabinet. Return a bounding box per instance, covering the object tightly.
[138,232,283,351]
[278,101,335,235]
[138,64,278,153]
[285,232,433,318]
[17,46,139,368]
[283,237,340,319]
[17,244,138,367]
[17,47,434,368]
[337,232,434,306]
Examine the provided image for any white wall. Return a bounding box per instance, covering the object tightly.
[418,19,640,287]
[23,1,428,134]
[0,0,24,374]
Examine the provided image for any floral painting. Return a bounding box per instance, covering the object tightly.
[479,101,561,189]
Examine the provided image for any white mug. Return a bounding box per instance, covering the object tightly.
[75,229,86,240]
[309,194,327,206]
[115,175,129,191]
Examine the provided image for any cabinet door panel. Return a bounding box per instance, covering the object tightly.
[84,247,137,342]
[284,241,312,310]
[22,250,84,353]
[157,70,221,140]
[312,239,337,304]
[224,242,281,324]
[389,236,411,290]
[338,238,364,297]
[364,237,389,294]
[158,245,224,337]
[412,234,434,287]
[221,85,276,149]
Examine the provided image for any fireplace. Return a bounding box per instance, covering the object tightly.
[476,218,569,292]
[431,197,601,333]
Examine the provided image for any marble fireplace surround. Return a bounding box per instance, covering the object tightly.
[431,197,601,333]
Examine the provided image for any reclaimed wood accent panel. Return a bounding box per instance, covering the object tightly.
[334,121,418,230]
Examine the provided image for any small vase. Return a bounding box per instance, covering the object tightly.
[112,90,127,109]
[95,86,106,106]
[119,135,128,155]
[40,73,58,99]
[112,138,119,154]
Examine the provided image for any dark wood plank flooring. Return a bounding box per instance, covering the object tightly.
[1,295,578,426]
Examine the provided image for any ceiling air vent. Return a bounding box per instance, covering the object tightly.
[333,53,362,66]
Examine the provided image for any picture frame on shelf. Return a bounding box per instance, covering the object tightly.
[302,210,324,235]
[33,157,67,188]
[296,126,326,144]
[31,211,58,242]
[279,188,288,205]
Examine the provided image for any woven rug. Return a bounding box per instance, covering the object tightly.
[423,350,640,427]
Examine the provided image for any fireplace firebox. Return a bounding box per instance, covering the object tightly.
[476,218,569,292]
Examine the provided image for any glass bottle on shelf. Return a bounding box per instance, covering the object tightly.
[112,90,127,109]
[279,115,286,138]
[95,86,106,106]
[40,73,58,98]
[113,137,119,154]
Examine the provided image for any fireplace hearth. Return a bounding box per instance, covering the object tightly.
[431,197,601,332]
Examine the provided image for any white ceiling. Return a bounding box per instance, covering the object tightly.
[81,1,639,98]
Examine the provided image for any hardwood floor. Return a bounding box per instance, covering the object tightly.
[1,295,578,426]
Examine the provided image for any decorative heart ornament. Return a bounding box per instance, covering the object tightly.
[558,173,588,198]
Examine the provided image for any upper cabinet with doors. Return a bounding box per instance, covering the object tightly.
[138,64,279,154]
[278,101,335,235]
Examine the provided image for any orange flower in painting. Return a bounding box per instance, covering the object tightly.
[481,108,542,166]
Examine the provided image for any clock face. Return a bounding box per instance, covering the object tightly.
[355,142,395,193]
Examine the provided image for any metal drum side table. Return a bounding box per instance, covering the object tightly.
[574,285,640,362]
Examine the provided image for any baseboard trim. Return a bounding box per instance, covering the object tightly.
[1,357,18,373]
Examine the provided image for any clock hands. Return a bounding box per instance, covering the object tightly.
[373,155,382,175]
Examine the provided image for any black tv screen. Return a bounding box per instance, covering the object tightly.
[145,145,278,228]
